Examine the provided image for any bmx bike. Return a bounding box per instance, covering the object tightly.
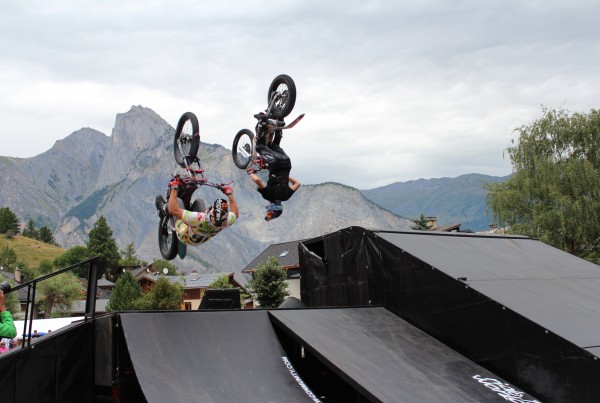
[231,74,304,172]
[158,112,232,260]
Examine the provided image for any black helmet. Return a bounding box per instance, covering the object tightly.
[211,198,229,226]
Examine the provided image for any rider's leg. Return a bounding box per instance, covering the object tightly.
[155,195,167,217]
[272,129,283,147]
[174,220,192,245]
[255,120,268,145]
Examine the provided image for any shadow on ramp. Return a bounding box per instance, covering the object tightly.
[270,307,540,402]
[119,310,319,402]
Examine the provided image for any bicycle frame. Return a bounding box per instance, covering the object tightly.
[166,157,231,210]
[231,74,303,172]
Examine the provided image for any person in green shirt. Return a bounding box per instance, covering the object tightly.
[0,290,17,339]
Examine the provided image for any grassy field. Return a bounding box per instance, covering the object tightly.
[0,234,65,268]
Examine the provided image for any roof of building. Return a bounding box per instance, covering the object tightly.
[433,223,462,232]
[97,278,115,288]
[141,273,239,289]
[242,240,303,273]
[125,266,157,278]
[71,299,109,314]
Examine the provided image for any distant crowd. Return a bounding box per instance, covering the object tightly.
[0,329,50,353]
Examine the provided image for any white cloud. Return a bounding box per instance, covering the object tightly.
[1,0,599,188]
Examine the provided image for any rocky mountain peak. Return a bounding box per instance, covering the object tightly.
[51,128,109,156]
[98,106,173,186]
[0,106,416,274]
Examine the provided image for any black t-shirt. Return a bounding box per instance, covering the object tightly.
[256,144,295,202]
[258,182,295,202]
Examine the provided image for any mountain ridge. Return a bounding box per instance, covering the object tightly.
[0,106,416,273]
[360,173,510,231]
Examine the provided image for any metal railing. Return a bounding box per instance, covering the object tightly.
[7,256,99,347]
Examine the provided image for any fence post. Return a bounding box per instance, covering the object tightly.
[85,258,99,321]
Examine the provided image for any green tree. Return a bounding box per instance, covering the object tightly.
[106,271,143,312]
[38,259,54,275]
[486,107,600,261]
[16,261,37,283]
[22,219,38,239]
[37,272,82,318]
[152,259,178,275]
[119,242,143,266]
[248,257,289,308]
[87,216,121,280]
[411,214,432,231]
[208,275,252,307]
[209,275,233,289]
[38,226,56,245]
[54,246,90,277]
[0,207,19,234]
[134,277,184,310]
[0,245,18,270]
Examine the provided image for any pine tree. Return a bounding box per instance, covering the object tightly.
[22,219,38,239]
[38,226,56,245]
[106,271,143,312]
[0,207,19,234]
[248,257,289,308]
[119,242,141,266]
[54,246,91,277]
[411,214,432,231]
[87,216,121,280]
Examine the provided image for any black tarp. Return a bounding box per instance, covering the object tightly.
[0,321,94,403]
[270,307,540,402]
[375,230,600,349]
[298,226,600,403]
[118,310,319,403]
[198,288,241,309]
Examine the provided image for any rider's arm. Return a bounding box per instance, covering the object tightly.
[289,176,301,191]
[248,172,266,189]
[167,189,184,219]
[227,193,239,218]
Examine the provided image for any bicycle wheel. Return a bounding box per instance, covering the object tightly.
[232,128,255,169]
[174,112,200,167]
[158,215,178,260]
[267,74,296,119]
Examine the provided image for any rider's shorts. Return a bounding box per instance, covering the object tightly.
[175,219,209,245]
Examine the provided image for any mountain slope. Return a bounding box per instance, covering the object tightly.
[361,173,511,232]
[0,106,412,273]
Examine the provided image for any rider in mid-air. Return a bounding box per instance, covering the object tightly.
[247,114,301,221]
[155,179,238,245]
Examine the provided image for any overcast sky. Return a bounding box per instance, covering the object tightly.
[1,1,599,189]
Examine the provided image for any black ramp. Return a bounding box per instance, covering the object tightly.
[119,311,318,403]
[375,231,600,349]
[270,307,540,403]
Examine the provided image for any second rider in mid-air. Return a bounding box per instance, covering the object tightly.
[246,113,301,221]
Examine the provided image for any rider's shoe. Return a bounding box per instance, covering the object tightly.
[155,195,167,218]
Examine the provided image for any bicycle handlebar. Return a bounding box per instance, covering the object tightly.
[174,174,232,190]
